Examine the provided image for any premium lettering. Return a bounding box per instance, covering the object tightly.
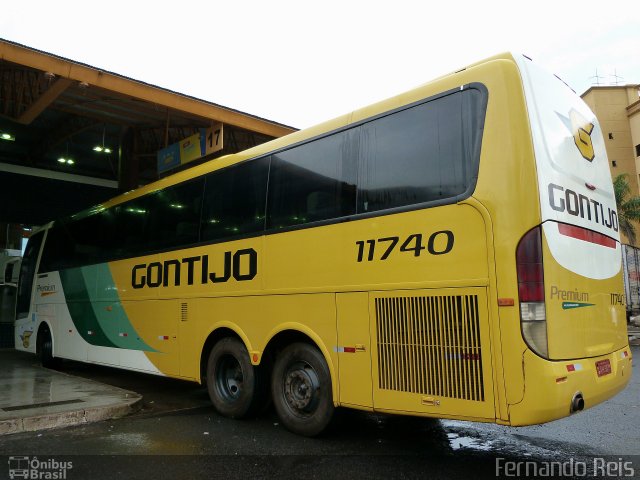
[550,285,589,302]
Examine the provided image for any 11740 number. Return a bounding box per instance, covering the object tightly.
[355,231,454,262]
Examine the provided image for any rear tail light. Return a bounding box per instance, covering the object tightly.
[516,226,549,358]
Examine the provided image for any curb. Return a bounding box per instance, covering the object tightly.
[0,394,142,436]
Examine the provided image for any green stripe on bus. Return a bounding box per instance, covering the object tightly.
[60,268,117,348]
[60,265,157,352]
[88,264,157,352]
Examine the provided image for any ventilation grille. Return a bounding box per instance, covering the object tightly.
[375,295,484,402]
[180,302,188,322]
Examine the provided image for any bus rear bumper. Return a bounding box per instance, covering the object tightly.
[508,345,633,426]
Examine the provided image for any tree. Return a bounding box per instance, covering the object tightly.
[613,173,640,245]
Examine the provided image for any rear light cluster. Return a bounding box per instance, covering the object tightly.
[516,226,549,358]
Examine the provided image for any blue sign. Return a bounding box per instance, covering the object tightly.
[157,143,181,174]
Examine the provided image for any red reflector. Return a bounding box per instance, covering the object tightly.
[566,364,576,372]
[596,359,612,377]
[343,347,356,353]
[558,223,616,249]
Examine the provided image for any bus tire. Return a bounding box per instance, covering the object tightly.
[36,325,58,368]
[206,337,266,419]
[271,342,334,437]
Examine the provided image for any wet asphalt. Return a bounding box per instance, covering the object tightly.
[0,345,638,480]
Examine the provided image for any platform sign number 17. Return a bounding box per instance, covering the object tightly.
[205,122,224,155]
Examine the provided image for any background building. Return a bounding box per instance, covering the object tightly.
[581,84,640,245]
[582,83,640,315]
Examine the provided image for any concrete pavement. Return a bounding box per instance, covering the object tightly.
[0,349,141,435]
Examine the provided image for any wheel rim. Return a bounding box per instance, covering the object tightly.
[282,360,321,416]
[215,354,244,401]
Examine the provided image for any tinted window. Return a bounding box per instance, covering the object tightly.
[357,89,483,213]
[33,87,485,272]
[113,196,150,257]
[17,231,44,319]
[38,212,111,271]
[67,209,118,266]
[39,225,73,271]
[267,133,357,229]
[40,179,205,269]
[145,178,204,250]
[201,157,269,241]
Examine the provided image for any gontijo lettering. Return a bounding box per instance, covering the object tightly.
[548,183,618,232]
[131,248,257,289]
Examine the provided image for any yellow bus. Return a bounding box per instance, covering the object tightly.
[15,53,632,436]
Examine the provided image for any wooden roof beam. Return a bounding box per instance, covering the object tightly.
[17,76,73,125]
[1,40,296,137]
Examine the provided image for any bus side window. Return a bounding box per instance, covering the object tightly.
[145,178,204,250]
[201,156,269,242]
[357,90,481,213]
[39,226,74,272]
[65,210,118,266]
[266,133,356,229]
[114,196,151,257]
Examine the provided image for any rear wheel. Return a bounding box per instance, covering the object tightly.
[271,342,334,437]
[206,337,267,419]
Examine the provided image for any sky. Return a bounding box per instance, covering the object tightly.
[1,0,639,129]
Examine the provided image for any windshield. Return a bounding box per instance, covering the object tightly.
[16,231,44,319]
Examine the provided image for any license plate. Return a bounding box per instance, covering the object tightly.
[596,359,612,377]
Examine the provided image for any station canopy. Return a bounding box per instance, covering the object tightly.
[0,39,296,226]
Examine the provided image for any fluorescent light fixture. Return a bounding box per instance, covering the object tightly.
[58,157,75,165]
[93,145,112,154]
[1,132,15,141]
[125,208,146,214]
[67,159,75,165]
[58,157,67,163]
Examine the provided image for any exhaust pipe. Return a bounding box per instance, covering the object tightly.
[570,392,585,414]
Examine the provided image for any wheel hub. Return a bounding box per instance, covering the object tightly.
[217,355,243,400]
[284,363,319,412]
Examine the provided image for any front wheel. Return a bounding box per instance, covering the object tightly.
[36,325,59,368]
[206,337,267,419]
[271,342,334,437]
